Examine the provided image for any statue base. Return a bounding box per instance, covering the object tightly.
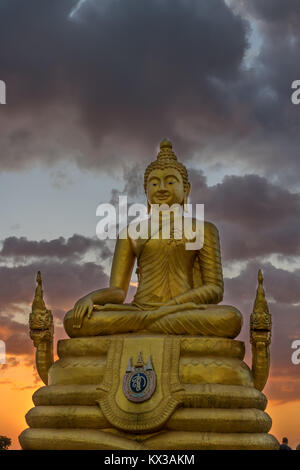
[19,334,279,450]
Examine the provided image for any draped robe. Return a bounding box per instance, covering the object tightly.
[64,219,242,338]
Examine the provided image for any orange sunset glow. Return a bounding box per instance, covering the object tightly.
[2,359,300,449]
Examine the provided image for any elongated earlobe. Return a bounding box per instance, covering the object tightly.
[183,194,188,212]
[147,202,151,214]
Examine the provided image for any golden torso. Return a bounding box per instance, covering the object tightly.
[64,217,242,338]
[131,216,198,309]
[133,236,195,308]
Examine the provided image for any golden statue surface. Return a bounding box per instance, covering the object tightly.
[20,140,279,450]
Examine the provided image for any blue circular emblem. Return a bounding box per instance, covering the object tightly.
[130,372,148,393]
[123,355,156,402]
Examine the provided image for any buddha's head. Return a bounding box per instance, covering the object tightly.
[144,139,190,210]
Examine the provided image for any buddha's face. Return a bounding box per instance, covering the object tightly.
[146,167,189,208]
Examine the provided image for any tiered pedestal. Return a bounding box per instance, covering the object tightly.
[19,334,279,450]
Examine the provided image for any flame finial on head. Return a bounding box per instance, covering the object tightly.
[160,138,172,149]
[157,139,178,162]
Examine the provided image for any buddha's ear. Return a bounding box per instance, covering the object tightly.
[185,182,191,198]
[183,183,191,212]
[147,202,151,214]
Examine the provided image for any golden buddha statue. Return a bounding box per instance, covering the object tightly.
[64,139,241,339]
[19,140,279,450]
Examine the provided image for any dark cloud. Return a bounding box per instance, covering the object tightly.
[189,170,300,261]
[0,313,38,357]
[0,0,249,172]
[0,256,110,357]
[0,233,111,361]
[0,260,109,311]
[224,262,300,306]
[0,234,135,357]
[0,0,299,185]
[4,333,33,356]
[225,0,300,186]
[0,234,111,261]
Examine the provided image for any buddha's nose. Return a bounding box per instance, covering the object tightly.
[157,181,168,192]
[157,189,169,195]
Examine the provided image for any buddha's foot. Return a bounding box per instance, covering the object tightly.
[64,304,242,338]
[147,304,242,337]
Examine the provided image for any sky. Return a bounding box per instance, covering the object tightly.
[1,0,300,449]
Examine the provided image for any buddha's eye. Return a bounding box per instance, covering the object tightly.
[168,181,174,185]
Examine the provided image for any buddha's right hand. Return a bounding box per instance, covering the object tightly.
[72,295,94,329]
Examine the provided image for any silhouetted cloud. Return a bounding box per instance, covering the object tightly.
[0,260,109,311]
[1,0,299,185]
[189,170,300,261]
[0,0,247,171]
[0,234,111,261]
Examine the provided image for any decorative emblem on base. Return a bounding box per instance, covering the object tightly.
[122,352,156,402]
[97,336,183,432]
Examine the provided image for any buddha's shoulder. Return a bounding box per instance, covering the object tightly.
[203,220,219,234]
[203,221,220,244]
[188,218,219,234]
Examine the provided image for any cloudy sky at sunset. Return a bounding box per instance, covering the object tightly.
[1,0,300,449]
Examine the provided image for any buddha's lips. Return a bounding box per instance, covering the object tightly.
[155,195,171,202]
